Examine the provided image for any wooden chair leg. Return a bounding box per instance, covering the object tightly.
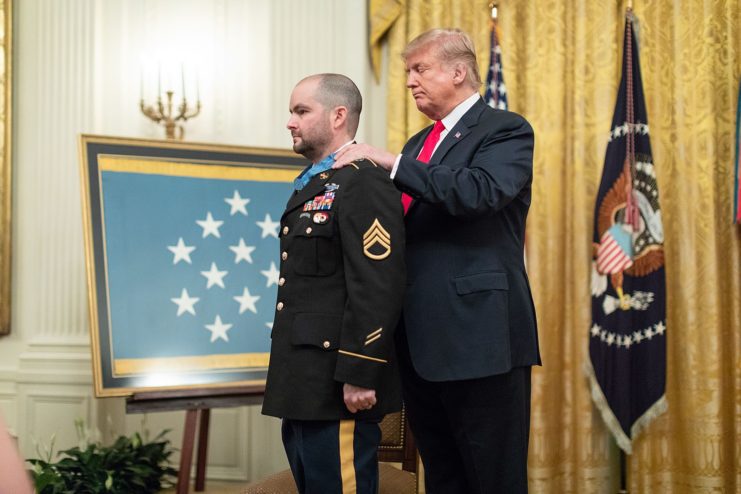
[194,409,210,491]
[177,409,199,494]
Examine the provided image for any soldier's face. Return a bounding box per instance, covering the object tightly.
[287,79,333,162]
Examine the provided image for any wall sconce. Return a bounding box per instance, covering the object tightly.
[140,67,201,140]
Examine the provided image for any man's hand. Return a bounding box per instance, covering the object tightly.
[333,143,396,172]
[343,383,377,413]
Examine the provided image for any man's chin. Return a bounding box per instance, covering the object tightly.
[293,144,315,161]
[414,101,434,119]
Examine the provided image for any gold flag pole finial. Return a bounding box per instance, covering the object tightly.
[627,0,633,10]
[488,2,498,20]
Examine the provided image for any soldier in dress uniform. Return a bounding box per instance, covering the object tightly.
[261,73,406,494]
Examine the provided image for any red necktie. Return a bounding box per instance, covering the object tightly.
[402,120,445,214]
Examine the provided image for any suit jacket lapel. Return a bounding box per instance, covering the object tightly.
[408,132,426,159]
[428,98,486,165]
[405,99,487,216]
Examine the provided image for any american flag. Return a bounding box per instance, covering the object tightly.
[586,11,667,454]
[596,224,634,274]
[483,13,526,266]
[483,20,508,110]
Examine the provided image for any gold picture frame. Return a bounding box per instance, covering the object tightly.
[0,0,12,336]
[79,135,304,396]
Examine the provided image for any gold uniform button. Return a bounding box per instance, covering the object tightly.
[306,227,313,234]
[276,302,284,311]
[278,277,286,286]
[281,251,288,261]
[282,226,289,235]
[322,341,330,349]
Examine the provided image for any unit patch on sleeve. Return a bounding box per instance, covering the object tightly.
[362,218,391,260]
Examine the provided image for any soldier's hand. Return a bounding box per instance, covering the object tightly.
[333,143,396,172]
[343,383,377,413]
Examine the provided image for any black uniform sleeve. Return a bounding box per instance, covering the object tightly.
[333,164,406,389]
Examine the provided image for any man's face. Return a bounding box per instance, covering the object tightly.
[286,79,333,162]
[404,44,459,120]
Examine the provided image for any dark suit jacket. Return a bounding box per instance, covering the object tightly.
[394,98,541,382]
[262,160,406,420]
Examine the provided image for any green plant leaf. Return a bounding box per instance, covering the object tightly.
[27,422,176,494]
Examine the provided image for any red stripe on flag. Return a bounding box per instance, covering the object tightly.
[597,237,633,274]
[602,247,628,272]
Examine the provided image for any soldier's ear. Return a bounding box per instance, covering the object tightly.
[332,105,348,130]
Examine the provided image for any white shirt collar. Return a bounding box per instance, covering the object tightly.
[334,140,355,154]
[440,92,481,134]
[313,140,355,166]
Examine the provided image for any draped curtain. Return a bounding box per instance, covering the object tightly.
[369,0,741,492]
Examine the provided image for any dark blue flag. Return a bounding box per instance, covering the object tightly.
[586,11,667,454]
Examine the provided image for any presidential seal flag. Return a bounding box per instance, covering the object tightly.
[585,10,667,454]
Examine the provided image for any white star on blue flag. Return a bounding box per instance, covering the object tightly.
[101,171,292,355]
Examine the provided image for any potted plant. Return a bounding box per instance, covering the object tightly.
[27,419,177,493]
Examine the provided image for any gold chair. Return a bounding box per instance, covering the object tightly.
[242,409,418,494]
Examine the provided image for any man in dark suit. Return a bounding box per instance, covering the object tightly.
[334,29,540,493]
[262,73,406,494]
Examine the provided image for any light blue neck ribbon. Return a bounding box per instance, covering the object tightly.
[293,153,335,191]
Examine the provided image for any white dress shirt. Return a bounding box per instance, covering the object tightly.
[390,92,481,178]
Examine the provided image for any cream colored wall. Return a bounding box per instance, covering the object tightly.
[2,0,387,482]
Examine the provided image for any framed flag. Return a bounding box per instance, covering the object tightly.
[79,135,304,396]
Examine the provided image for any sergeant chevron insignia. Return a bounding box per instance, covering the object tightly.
[362,219,391,260]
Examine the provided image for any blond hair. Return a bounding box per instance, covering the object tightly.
[402,28,482,90]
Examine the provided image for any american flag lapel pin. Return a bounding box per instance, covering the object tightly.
[454,131,461,139]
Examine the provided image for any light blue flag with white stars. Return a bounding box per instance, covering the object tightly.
[97,156,296,388]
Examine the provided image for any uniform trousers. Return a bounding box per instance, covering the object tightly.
[282,418,381,494]
[397,328,532,494]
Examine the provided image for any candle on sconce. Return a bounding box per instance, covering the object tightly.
[140,61,202,139]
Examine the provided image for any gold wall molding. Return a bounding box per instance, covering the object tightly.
[0,0,12,336]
